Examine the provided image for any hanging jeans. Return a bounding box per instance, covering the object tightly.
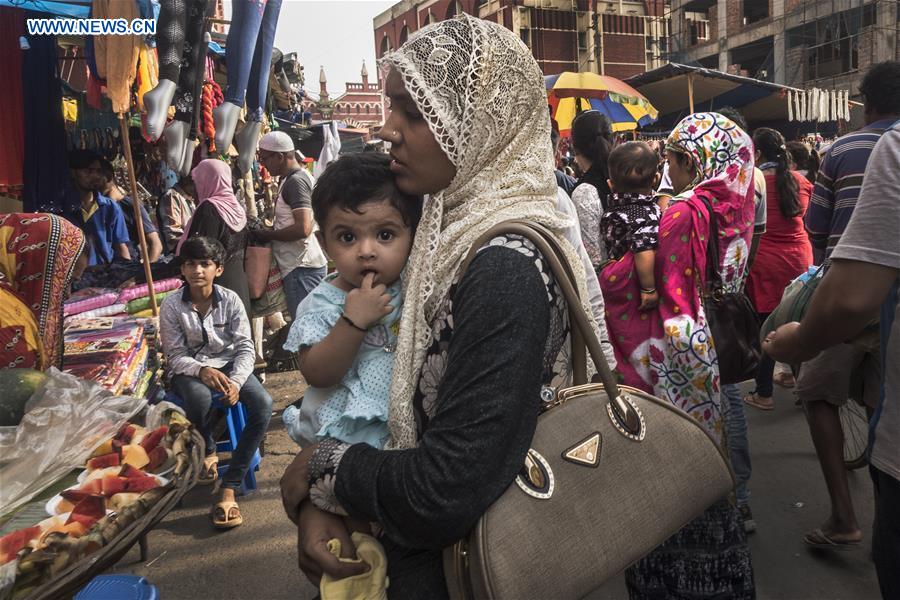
[223,0,282,122]
[156,0,210,129]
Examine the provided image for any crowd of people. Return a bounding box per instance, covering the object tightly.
[1,13,897,600]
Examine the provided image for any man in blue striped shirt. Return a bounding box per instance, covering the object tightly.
[797,61,900,550]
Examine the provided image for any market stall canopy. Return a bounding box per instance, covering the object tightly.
[624,63,860,131]
[1,0,91,18]
[545,71,657,133]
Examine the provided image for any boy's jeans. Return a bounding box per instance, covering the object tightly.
[172,372,272,490]
[722,383,751,505]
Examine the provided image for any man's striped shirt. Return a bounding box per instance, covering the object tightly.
[806,119,897,260]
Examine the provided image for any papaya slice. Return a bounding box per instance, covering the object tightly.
[86,452,120,471]
[78,479,104,495]
[90,439,115,458]
[140,426,168,453]
[121,444,150,469]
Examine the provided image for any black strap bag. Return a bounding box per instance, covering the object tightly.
[699,195,761,385]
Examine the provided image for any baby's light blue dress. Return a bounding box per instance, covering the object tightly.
[282,273,402,448]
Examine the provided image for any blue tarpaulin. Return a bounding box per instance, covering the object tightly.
[0,0,91,18]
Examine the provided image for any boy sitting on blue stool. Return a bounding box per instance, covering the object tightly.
[159,236,272,529]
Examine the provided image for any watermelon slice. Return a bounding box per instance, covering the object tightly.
[79,479,104,495]
[0,526,41,565]
[118,463,150,479]
[60,488,93,503]
[147,446,169,472]
[86,452,120,471]
[140,426,168,453]
[116,424,136,443]
[64,494,106,529]
[101,475,159,497]
[112,439,124,455]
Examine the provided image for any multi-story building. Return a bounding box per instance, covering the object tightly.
[300,63,385,128]
[668,0,898,109]
[373,0,670,80]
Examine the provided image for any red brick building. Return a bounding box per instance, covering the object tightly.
[373,0,670,80]
[301,63,385,128]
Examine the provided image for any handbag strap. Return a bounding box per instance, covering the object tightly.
[697,194,724,294]
[459,220,641,434]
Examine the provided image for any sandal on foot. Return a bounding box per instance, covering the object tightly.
[212,501,242,529]
[773,372,796,388]
[198,455,218,485]
[804,528,861,551]
[743,392,774,411]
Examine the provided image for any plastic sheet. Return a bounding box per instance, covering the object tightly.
[0,369,147,516]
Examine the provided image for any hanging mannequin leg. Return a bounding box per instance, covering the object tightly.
[145,0,188,141]
[235,0,282,174]
[235,120,262,174]
[216,0,267,153]
[169,0,210,173]
[163,120,190,171]
[144,80,177,141]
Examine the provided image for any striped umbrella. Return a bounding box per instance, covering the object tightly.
[545,72,658,134]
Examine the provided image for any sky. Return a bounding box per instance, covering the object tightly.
[223,1,396,100]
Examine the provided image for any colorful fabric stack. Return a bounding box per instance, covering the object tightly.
[63,278,183,320]
[62,317,157,395]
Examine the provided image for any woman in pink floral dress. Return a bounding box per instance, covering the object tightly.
[600,112,757,598]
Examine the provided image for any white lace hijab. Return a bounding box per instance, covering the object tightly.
[382,14,600,449]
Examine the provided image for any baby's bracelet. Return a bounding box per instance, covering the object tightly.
[640,287,657,294]
[341,313,367,332]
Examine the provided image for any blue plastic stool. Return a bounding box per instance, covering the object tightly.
[163,392,262,495]
[75,575,158,600]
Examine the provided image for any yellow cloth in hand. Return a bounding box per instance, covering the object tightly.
[320,532,388,600]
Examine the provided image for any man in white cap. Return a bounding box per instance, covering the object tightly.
[254,131,327,320]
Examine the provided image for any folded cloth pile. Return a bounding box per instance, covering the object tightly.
[126,288,180,314]
[62,317,156,395]
[64,278,183,321]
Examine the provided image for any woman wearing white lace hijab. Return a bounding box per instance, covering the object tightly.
[280,14,601,596]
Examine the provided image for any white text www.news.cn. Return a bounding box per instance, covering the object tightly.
[27,18,156,36]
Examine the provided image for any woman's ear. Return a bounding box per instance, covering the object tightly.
[653,172,661,188]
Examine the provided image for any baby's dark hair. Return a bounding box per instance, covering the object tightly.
[179,236,225,266]
[312,153,422,231]
[608,141,658,192]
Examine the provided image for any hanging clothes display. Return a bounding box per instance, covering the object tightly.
[91,0,141,113]
[0,7,25,197]
[22,25,73,214]
[787,90,793,122]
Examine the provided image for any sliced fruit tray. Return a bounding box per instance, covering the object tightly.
[1,412,202,600]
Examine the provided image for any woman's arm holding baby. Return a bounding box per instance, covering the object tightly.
[299,273,393,387]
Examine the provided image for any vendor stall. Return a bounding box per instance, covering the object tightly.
[625,62,864,136]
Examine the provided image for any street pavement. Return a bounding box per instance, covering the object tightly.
[110,374,882,599]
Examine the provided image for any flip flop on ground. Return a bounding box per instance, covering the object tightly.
[198,454,219,485]
[804,528,861,551]
[213,501,243,529]
[743,392,775,411]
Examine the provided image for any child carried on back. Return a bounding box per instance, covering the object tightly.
[601,141,663,310]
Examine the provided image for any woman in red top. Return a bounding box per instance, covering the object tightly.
[744,128,814,410]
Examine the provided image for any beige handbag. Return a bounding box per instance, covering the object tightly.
[444,221,734,600]
[244,244,273,300]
